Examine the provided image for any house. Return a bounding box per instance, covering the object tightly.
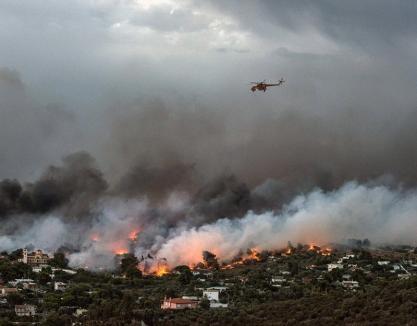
[54,268,77,275]
[271,276,286,287]
[210,302,228,308]
[22,282,37,290]
[182,296,199,300]
[342,280,359,289]
[74,308,88,317]
[206,286,227,292]
[377,261,390,266]
[392,264,401,271]
[22,249,50,266]
[161,297,199,310]
[9,279,34,287]
[15,304,36,316]
[54,282,67,291]
[327,263,343,271]
[1,288,18,296]
[203,289,219,302]
[339,254,356,263]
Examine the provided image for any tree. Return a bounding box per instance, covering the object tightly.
[6,293,24,306]
[178,268,193,285]
[202,251,219,269]
[41,312,72,326]
[125,265,142,279]
[120,254,139,277]
[200,297,210,310]
[0,261,32,282]
[288,261,299,276]
[8,249,22,261]
[38,270,51,285]
[50,252,69,268]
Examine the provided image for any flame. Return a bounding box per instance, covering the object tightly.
[114,248,128,255]
[247,248,261,261]
[129,229,140,241]
[219,248,260,270]
[155,265,169,277]
[320,247,332,256]
[90,233,100,242]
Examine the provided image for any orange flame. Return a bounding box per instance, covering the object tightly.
[129,229,140,241]
[114,248,128,255]
[155,265,169,277]
[247,248,261,261]
[320,248,332,256]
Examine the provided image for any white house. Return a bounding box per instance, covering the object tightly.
[377,261,390,266]
[203,290,219,302]
[54,282,67,291]
[206,286,227,292]
[15,304,36,317]
[210,302,228,308]
[9,279,34,287]
[327,263,343,271]
[74,308,88,317]
[342,280,359,289]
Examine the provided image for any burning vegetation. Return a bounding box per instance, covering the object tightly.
[113,240,340,277]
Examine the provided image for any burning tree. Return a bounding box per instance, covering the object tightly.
[202,250,219,269]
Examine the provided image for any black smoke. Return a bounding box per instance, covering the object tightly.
[0,152,107,218]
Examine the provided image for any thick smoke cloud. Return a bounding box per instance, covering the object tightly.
[0,152,107,218]
[0,1,417,269]
[156,182,417,267]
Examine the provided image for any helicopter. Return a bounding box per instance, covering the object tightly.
[250,78,285,92]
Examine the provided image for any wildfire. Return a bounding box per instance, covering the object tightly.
[247,248,261,261]
[307,243,333,256]
[320,248,332,256]
[114,248,128,255]
[155,265,169,277]
[220,248,261,270]
[129,229,140,241]
[90,233,100,242]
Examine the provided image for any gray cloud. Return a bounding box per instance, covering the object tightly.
[0,1,416,268]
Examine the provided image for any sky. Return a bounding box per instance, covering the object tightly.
[1,0,417,187]
[1,1,417,266]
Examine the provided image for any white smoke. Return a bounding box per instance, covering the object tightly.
[156,182,417,267]
[1,181,417,270]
